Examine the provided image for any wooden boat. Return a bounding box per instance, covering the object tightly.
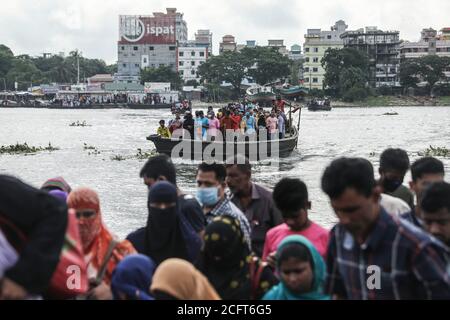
[147,126,299,161]
[307,99,332,111]
[277,86,309,99]
[245,86,276,106]
[126,103,173,109]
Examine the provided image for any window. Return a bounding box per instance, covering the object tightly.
[327,35,332,39]
[133,46,138,51]
[169,46,176,51]
[159,64,165,67]
[313,78,318,83]
[191,51,195,56]
[191,70,196,75]
[121,46,125,50]
[179,61,184,66]
[179,51,184,57]
[122,63,126,68]
[314,47,318,53]
[149,46,154,51]
[135,64,140,68]
[313,67,318,72]
[200,52,205,57]
[313,57,319,63]
[305,47,310,52]
[180,70,184,75]
[191,61,195,66]
[305,57,310,62]
[304,67,310,72]
[305,78,310,83]
[143,58,147,63]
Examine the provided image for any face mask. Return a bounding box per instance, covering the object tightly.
[196,187,219,207]
[382,177,403,193]
[149,207,177,228]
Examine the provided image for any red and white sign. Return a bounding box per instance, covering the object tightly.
[119,15,176,45]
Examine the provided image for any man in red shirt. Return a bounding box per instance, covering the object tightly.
[220,111,238,132]
[230,110,241,131]
[275,96,286,113]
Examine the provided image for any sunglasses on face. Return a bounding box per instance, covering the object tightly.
[76,210,97,219]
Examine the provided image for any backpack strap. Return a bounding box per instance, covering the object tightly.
[93,239,118,286]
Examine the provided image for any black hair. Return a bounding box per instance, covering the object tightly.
[159,119,165,124]
[379,148,410,175]
[273,178,308,216]
[225,155,251,176]
[421,182,450,214]
[411,157,445,182]
[198,162,227,183]
[277,242,313,268]
[139,154,176,185]
[321,157,376,199]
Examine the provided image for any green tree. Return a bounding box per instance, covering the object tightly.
[140,65,183,90]
[399,58,421,90]
[322,48,370,99]
[242,47,291,85]
[185,79,199,87]
[0,45,14,80]
[418,55,449,95]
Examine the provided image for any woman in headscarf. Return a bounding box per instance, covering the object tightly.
[0,175,67,299]
[262,235,330,300]
[127,181,202,265]
[151,258,220,300]
[41,176,72,193]
[67,187,136,300]
[111,254,156,300]
[197,215,278,300]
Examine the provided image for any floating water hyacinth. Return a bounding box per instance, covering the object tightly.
[0,142,59,155]
[69,121,91,127]
[418,146,450,157]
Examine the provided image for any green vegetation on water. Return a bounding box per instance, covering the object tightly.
[111,149,157,161]
[70,121,91,127]
[418,146,450,157]
[0,142,59,155]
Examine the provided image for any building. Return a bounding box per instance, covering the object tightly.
[177,45,208,83]
[194,29,213,55]
[341,26,401,88]
[289,44,302,61]
[439,28,450,40]
[400,28,450,59]
[303,20,348,90]
[267,39,289,56]
[219,35,237,54]
[116,8,188,84]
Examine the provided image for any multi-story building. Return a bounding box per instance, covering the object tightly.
[116,8,188,84]
[219,35,237,54]
[267,39,289,56]
[289,44,302,61]
[303,20,348,90]
[194,29,213,55]
[400,28,450,80]
[177,45,208,83]
[341,27,401,88]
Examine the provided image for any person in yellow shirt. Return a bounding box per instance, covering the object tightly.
[157,120,171,138]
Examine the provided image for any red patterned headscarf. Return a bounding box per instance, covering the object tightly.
[67,188,136,284]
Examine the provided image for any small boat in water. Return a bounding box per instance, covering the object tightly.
[147,127,299,161]
[245,85,276,107]
[307,98,332,111]
[277,85,309,99]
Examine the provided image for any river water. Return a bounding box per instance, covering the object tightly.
[1,106,449,238]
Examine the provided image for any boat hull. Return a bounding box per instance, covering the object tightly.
[126,103,172,109]
[147,128,299,161]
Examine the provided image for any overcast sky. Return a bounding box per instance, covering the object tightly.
[1,0,449,64]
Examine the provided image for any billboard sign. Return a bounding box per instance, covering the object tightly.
[119,15,176,45]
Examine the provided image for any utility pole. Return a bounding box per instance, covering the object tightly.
[77,52,80,85]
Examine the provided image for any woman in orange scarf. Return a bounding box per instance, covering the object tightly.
[67,187,136,300]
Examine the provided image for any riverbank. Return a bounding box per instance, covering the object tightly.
[333,95,450,107]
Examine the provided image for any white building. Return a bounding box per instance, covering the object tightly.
[303,20,348,90]
[177,46,208,83]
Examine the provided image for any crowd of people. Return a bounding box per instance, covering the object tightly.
[0,148,449,300]
[157,98,295,141]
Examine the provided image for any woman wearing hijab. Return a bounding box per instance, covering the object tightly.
[151,258,220,300]
[262,235,330,300]
[67,187,136,300]
[127,181,202,265]
[41,176,72,193]
[0,175,67,299]
[111,254,156,300]
[197,215,277,300]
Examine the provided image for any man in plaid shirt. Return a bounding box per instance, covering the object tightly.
[321,157,450,300]
[196,162,252,250]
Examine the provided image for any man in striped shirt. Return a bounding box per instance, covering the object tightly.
[321,157,449,300]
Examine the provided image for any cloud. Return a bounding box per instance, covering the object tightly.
[0,0,449,64]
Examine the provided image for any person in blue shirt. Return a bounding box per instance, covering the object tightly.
[245,112,256,135]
